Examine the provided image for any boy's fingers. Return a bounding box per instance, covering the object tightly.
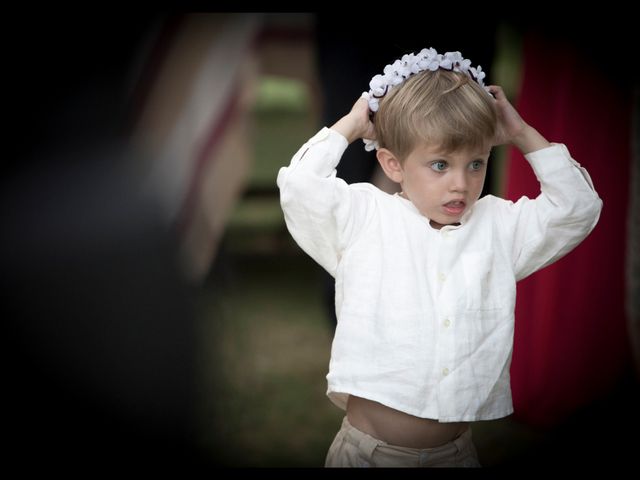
[487,85,505,99]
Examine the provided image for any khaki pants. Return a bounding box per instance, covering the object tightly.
[325,416,481,467]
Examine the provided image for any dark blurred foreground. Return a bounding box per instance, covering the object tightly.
[2,149,207,471]
[2,13,210,471]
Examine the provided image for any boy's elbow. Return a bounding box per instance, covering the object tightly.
[565,193,603,233]
[579,193,603,225]
[590,195,603,221]
[276,166,288,191]
[277,166,315,212]
[587,196,604,231]
[277,166,297,207]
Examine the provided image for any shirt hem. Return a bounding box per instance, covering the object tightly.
[327,384,514,423]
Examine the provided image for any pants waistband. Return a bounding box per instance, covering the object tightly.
[339,416,472,464]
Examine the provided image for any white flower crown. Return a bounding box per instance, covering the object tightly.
[362,48,487,151]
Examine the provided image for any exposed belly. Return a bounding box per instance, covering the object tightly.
[346,395,469,449]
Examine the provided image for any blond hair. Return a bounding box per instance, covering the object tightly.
[373,69,496,161]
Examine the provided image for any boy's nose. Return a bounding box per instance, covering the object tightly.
[449,170,468,192]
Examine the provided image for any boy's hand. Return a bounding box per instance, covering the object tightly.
[487,85,550,154]
[487,85,526,146]
[330,95,377,144]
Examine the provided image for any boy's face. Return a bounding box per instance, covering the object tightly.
[399,143,490,229]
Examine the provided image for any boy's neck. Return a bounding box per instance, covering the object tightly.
[429,220,460,230]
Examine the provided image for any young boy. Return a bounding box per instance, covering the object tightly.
[277,49,602,467]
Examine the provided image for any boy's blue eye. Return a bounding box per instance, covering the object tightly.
[430,161,447,172]
[470,160,484,171]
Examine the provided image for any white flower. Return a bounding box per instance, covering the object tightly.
[470,65,486,86]
[400,53,415,77]
[363,138,379,151]
[438,53,452,70]
[457,58,472,73]
[430,59,442,71]
[445,51,464,71]
[384,60,406,86]
[417,47,437,62]
[369,75,387,97]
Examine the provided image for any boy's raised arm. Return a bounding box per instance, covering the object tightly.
[276,96,378,277]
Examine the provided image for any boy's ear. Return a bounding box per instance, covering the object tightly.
[376,148,404,183]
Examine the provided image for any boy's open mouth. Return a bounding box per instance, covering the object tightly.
[443,200,466,216]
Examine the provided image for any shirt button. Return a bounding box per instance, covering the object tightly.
[443,318,451,328]
[442,368,449,376]
[443,231,451,238]
[438,272,446,282]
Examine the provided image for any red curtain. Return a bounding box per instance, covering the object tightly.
[507,33,633,427]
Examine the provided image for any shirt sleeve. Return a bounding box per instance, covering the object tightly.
[276,127,375,277]
[496,143,603,281]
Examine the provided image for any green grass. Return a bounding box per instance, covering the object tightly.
[196,254,343,467]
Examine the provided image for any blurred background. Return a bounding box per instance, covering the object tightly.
[2,10,639,470]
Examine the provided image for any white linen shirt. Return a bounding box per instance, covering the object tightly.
[277,127,602,422]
